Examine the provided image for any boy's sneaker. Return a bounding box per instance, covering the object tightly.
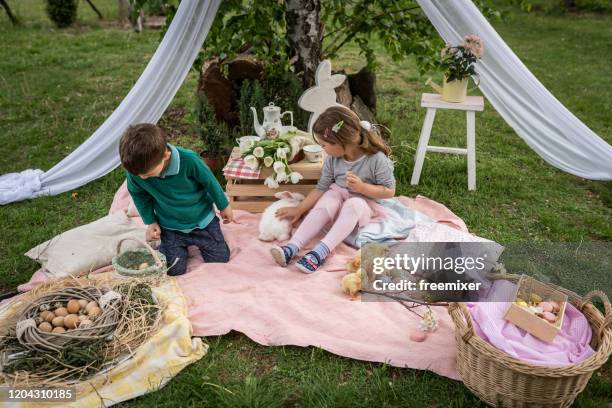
[296,251,323,274]
[270,245,295,267]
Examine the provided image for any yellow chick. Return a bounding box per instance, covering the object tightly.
[341,269,362,300]
[346,249,361,273]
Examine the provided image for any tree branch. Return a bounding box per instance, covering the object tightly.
[1,0,18,25]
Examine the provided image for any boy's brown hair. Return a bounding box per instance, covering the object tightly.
[119,123,168,175]
[312,106,391,156]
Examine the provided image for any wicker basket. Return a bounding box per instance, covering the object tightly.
[112,238,166,277]
[448,273,612,408]
[16,286,122,352]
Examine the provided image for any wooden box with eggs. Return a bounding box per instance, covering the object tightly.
[504,274,567,342]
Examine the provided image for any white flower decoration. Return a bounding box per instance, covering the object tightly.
[263,156,274,167]
[276,171,288,183]
[290,171,303,184]
[253,146,265,158]
[244,155,259,170]
[276,147,288,159]
[273,161,285,173]
[419,307,439,332]
[264,176,279,189]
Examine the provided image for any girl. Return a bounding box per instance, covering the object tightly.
[271,106,395,273]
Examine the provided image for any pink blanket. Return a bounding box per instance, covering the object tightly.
[112,183,466,379]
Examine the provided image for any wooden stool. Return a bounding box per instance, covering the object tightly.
[410,93,484,191]
[225,147,323,213]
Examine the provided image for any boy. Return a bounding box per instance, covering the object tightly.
[119,123,233,276]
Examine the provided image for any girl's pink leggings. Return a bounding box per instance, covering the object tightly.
[289,187,373,251]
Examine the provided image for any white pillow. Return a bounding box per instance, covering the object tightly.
[25,211,146,278]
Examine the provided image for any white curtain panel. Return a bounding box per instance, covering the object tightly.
[416,0,612,180]
[0,0,221,205]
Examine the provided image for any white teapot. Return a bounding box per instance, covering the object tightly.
[251,102,294,139]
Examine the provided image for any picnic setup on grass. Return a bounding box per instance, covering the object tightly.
[0,0,611,407]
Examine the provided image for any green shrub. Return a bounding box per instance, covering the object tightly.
[194,91,230,157]
[45,0,78,28]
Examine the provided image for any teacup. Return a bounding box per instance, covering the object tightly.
[237,136,261,154]
[303,144,324,162]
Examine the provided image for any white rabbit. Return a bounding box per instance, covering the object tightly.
[258,191,305,242]
[298,59,346,133]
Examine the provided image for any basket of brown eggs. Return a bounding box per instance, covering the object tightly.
[15,286,122,352]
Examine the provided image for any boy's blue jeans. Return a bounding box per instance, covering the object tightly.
[159,217,230,276]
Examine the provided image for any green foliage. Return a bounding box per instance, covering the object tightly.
[194,91,229,156]
[439,46,479,82]
[45,0,77,28]
[238,72,309,136]
[261,69,309,130]
[512,0,612,13]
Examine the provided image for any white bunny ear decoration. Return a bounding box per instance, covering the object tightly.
[298,59,346,133]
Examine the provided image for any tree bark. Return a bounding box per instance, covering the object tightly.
[1,0,18,25]
[284,0,323,89]
[118,0,129,27]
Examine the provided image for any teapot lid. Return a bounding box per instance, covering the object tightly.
[263,102,280,112]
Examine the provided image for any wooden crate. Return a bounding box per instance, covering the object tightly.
[225,147,323,213]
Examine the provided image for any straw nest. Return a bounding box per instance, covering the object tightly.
[0,274,167,388]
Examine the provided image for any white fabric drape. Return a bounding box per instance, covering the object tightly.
[416,0,612,180]
[0,0,221,205]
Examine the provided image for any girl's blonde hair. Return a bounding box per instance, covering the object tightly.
[312,106,391,156]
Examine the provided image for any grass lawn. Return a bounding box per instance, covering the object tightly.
[0,1,610,406]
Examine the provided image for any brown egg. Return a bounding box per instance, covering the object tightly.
[54,307,68,317]
[67,299,81,314]
[40,310,53,322]
[78,299,88,309]
[86,301,99,312]
[542,311,557,323]
[52,326,66,334]
[42,311,55,322]
[38,322,53,332]
[51,316,65,327]
[64,314,80,329]
[79,319,93,328]
[88,306,102,320]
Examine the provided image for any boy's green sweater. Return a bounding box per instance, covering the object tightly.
[126,145,229,230]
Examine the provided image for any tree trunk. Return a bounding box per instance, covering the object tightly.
[118,0,129,27]
[284,0,323,89]
[1,0,18,25]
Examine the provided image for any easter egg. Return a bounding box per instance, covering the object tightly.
[67,299,81,314]
[52,326,66,334]
[530,294,542,304]
[539,302,553,313]
[78,299,88,309]
[64,314,80,329]
[139,262,149,270]
[549,300,560,313]
[54,307,68,317]
[542,312,557,323]
[409,331,427,342]
[38,322,53,332]
[51,316,65,327]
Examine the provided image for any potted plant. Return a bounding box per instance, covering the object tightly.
[194,91,231,171]
[427,35,484,103]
